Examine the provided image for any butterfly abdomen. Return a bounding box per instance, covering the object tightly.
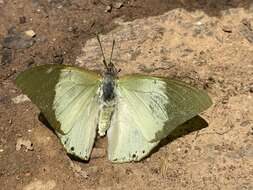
[98,103,115,136]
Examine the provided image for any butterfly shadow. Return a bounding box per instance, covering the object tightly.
[39,112,208,162]
[151,115,209,155]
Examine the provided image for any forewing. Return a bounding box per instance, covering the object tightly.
[16,64,101,160]
[15,64,101,133]
[116,75,212,142]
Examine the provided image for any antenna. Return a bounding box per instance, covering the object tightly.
[96,34,108,69]
[109,39,115,64]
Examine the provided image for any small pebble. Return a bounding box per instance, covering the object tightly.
[3,32,35,49]
[221,25,232,33]
[16,138,34,151]
[240,120,251,127]
[208,76,216,82]
[24,30,36,38]
[19,16,26,24]
[105,5,112,12]
[249,86,253,93]
[241,18,252,30]
[114,2,123,9]
[196,21,202,26]
[12,94,30,104]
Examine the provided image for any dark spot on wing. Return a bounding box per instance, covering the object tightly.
[71,147,74,151]
[142,150,145,154]
[132,154,136,158]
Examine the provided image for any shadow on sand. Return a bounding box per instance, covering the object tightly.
[151,115,208,155]
[39,112,209,162]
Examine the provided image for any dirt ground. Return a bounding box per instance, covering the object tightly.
[0,0,253,190]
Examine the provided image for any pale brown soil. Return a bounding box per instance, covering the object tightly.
[0,1,253,190]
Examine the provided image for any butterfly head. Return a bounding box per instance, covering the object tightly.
[96,34,120,78]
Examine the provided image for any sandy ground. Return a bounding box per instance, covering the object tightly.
[0,1,253,190]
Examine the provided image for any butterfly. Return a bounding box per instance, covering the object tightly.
[15,35,212,163]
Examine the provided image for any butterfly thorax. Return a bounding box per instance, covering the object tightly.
[98,73,117,136]
[101,73,116,102]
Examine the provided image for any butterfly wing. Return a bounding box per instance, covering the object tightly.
[16,65,101,160]
[107,102,160,163]
[107,75,212,162]
[55,93,100,160]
